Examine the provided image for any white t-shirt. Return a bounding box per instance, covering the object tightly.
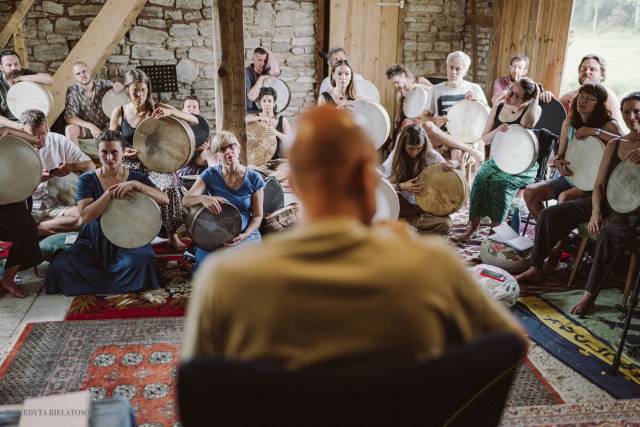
[319,73,364,95]
[426,80,487,117]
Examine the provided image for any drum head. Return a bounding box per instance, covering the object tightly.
[188,203,242,251]
[447,100,490,143]
[101,89,130,119]
[262,77,291,112]
[134,116,196,173]
[402,86,428,119]
[535,99,566,136]
[100,192,162,248]
[0,135,42,205]
[415,164,468,216]
[565,136,605,191]
[263,176,284,216]
[346,99,391,149]
[607,161,640,214]
[354,80,380,103]
[491,125,538,175]
[7,82,53,119]
[373,178,400,222]
[246,121,277,166]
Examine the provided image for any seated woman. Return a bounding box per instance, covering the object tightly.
[515,92,640,315]
[182,131,265,268]
[524,83,623,219]
[45,131,169,296]
[245,87,291,159]
[459,77,541,242]
[110,69,197,252]
[381,124,454,235]
[317,59,357,108]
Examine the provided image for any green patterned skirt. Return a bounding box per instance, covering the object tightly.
[469,159,537,222]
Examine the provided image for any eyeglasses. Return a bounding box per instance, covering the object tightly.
[577,94,598,103]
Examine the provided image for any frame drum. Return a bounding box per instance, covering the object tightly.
[373,178,400,222]
[0,135,42,205]
[491,125,538,175]
[262,76,291,112]
[133,116,196,173]
[263,176,284,216]
[607,161,640,214]
[447,100,490,143]
[246,121,277,166]
[346,99,391,149]
[402,86,429,119]
[100,192,162,248]
[534,98,566,137]
[184,202,242,251]
[101,88,130,119]
[564,136,605,191]
[7,82,53,119]
[354,80,380,103]
[415,164,468,216]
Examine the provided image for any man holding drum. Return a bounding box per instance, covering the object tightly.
[386,64,433,132]
[64,61,124,145]
[516,92,640,316]
[182,105,526,367]
[0,49,54,130]
[245,47,281,114]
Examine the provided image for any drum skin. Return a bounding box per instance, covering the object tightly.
[263,176,284,216]
[402,86,429,119]
[184,202,242,251]
[262,76,291,111]
[0,135,43,205]
[101,89,130,119]
[565,136,605,191]
[133,116,196,173]
[447,100,490,143]
[246,121,277,166]
[100,192,162,248]
[346,99,391,149]
[354,80,381,103]
[607,161,640,214]
[373,178,400,222]
[491,124,538,175]
[415,164,468,216]
[7,82,53,119]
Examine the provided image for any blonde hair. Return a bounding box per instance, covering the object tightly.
[212,130,240,153]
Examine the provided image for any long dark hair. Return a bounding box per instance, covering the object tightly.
[329,59,356,100]
[390,124,432,184]
[123,69,155,113]
[569,83,611,129]
[257,86,279,116]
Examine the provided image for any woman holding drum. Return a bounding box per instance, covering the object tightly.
[523,83,623,219]
[458,77,542,242]
[109,69,197,252]
[246,86,291,159]
[182,131,265,268]
[317,60,356,108]
[45,131,168,296]
[516,92,640,315]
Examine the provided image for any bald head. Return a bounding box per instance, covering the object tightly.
[289,106,378,223]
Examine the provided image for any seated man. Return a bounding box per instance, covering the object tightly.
[182,105,526,369]
[245,47,281,114]
[64,61,124,145]
[20,109,95,236]
[385,64,432,135]
[0,49,54,130]
[318,46,364,95]
[178,96,215,176]
[491,54,529,105]
[0,127,43,298]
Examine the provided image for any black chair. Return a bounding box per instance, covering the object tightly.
[177,332,526,427]
[521,128,559,236]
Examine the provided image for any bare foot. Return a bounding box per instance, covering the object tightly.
[569,291,595,316]
[1,280,26,298]
[514,266,544,283]
[455,229,476,243]
[169,234,188,252]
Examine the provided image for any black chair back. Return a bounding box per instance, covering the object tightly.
[531,128,559,183]
[177,332,526,427]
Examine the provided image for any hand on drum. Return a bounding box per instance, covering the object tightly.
[497,123,509,133]
[540,90,554,104]
[264,121,276,136]
[201,195,227,215]
[587,212,603,235]
[575,127,596,139]
[108,181,139,199]
[399,177,423,195]
[151,107,172,120]
[224,232,248,247]
[124,147,139,159]
[41,168,51,182]
[112,82,124,93]
[624,148,640,164]
[49,162,71,177]
[441,163,455,172]
[464,91,477,101]
[555,159,573,176]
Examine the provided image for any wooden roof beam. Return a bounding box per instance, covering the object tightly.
[0,0,36,48]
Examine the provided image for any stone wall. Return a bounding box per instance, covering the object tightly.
[462,0,494,91]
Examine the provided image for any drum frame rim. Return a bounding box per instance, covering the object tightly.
[564,135,605,191]
[100,192,162,248]
[101,88,130,119]
[262,76,291,112]
[446,99,491,144]
[133,116,196,173]
[346,99,391,149]
[0,135,43,205]
[491,125,539,175]
[402,86,428,119]
[6,81,53,118]
[607,160,640,214]
[186,202,242,251]
[374,178,400,221]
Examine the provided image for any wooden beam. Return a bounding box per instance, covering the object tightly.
[13,22,28,68]
[214,0,247,163]
[466,15,493,27]
[0,0,36,48]
[471,0,478,83]
[48,0,148,126]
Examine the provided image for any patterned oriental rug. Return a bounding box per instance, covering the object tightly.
[0,318,559,426]
[500,400,640,426]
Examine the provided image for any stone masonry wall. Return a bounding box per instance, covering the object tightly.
[462,0,493,90]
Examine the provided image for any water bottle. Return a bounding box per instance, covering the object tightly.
[510,207,520,234]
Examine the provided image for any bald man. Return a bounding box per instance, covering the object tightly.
[182,106,526,370]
